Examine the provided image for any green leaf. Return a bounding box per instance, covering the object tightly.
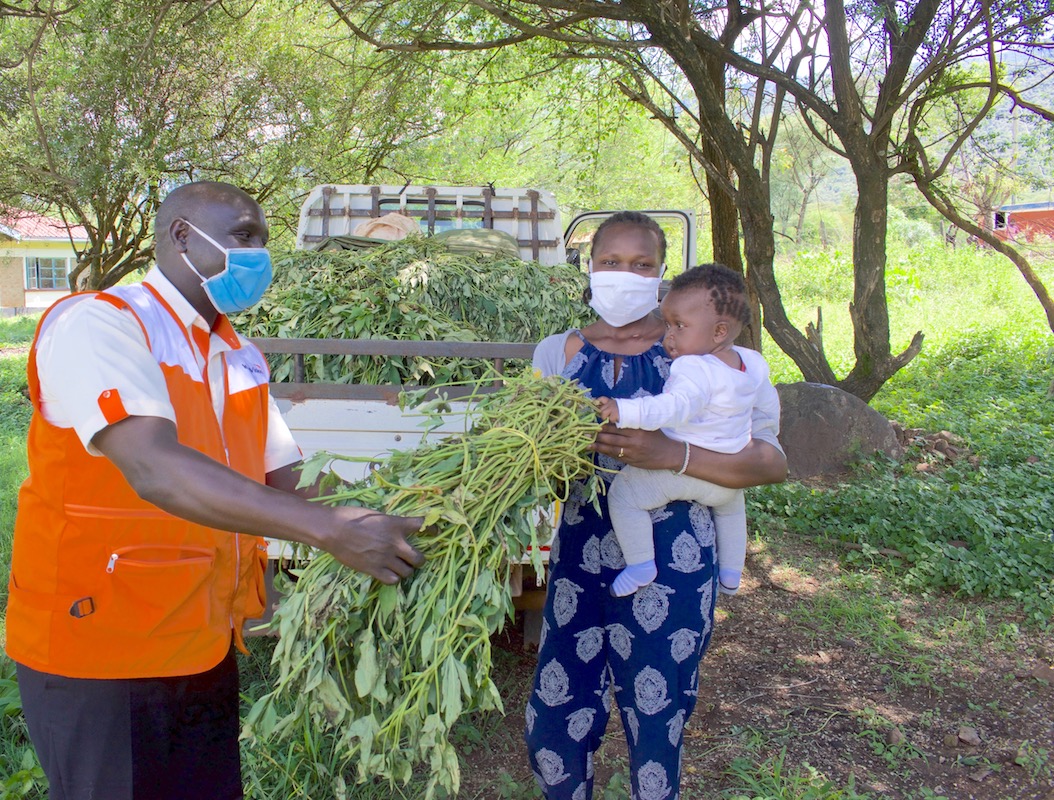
[440,658,464,725]
[296,451,331,491]
[315,671,350,726]
[376,582,400,621]
[241,692,277,740]
[354,631,379,697]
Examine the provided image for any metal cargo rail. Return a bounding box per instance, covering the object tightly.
[251,337,537,401]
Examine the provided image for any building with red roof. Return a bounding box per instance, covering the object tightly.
[991,201,1054,242]
[0,208,89,312]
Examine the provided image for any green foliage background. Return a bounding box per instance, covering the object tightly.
[0,318,41,800]
[749,242,1054,625]
[752,326,1054,624]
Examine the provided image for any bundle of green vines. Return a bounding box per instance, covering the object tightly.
[236,237,589,385]
[244,372,602,798]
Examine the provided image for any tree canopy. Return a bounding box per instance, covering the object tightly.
[324,0,1054,398]
[2,0,1052,400]
[0,0,448,288]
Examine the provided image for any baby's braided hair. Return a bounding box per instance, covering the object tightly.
[669,263,752,327]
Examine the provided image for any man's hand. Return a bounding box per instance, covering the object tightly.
[595,396,620,424]
[323,507,426,584]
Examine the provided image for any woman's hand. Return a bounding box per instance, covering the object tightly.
[592,424,788,488]
[592,424,681,469]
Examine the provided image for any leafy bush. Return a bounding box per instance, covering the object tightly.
[888,205,936,247]
[751,328,1054,624]
[237,238,590,385]
[0,657,46,800]
[0,342,38,797]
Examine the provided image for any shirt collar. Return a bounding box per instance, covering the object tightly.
[143,267,241,349]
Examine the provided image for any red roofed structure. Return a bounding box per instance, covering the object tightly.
[991,201,1054,242]
[0,208,89,312]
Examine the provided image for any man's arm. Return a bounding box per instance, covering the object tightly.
[92,416,425,584]
[264,460,319,499]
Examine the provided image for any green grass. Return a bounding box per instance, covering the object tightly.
[750,324,1054,625]
[788,574,939,690]
[763,240,1054,382]
[0,317,40,799]
[722,747,872,799]
[0,354,31,616]
[0,315,38,348]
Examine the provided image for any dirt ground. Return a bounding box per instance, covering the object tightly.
[457,538,1054,800]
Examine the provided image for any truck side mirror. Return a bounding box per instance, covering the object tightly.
[566,247,581,267]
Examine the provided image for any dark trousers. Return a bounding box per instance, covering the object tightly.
[17,648,242,800]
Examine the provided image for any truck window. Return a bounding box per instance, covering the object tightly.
[378,198,486,234]
[564,211,694,275]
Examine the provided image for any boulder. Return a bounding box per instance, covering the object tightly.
[776,382,903,480]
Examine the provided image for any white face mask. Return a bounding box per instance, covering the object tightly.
[588,269,662,328]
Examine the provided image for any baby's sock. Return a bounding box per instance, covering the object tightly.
[718,567,741,596]
[611,560,657,597]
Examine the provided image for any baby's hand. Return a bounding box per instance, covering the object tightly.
[595,396,620,424]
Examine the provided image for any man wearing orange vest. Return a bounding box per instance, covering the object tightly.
[5,181,426,800]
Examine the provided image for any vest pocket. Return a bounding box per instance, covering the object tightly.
[97,545,215,637]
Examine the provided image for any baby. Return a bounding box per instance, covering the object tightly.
[596,263,780,596]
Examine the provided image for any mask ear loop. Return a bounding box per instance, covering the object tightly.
[179,219,230,288]
[181,219,229,255]
[181,252,209,282]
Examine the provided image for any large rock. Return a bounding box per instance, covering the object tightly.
[776,382,903,480]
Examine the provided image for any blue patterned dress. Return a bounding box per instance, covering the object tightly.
[525,331,718,800]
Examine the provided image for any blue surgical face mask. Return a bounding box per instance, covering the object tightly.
[180,219,272,314]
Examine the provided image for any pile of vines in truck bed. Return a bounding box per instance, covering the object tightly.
[236,237,590,385]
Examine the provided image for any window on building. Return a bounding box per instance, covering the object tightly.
[24,257,69,290]
[994,212,1007,230]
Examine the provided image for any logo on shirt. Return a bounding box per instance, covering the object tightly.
[241,362,266,377]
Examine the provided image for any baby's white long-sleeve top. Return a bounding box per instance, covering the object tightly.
[615,346,779,454]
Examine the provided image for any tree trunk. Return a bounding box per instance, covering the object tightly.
[699,45,756,348]
[737,170,839,385]
[794,175,819,243]
[704,135,758,349]
[838,160,923,400]
[634,1,841,384]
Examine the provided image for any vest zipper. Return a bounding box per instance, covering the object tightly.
[106,553,119,573]
[201,339,241,634]
[218,350,240,633]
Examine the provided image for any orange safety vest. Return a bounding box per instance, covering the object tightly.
[5,284,271,679]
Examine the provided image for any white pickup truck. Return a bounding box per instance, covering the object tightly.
[256,184,697,628]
